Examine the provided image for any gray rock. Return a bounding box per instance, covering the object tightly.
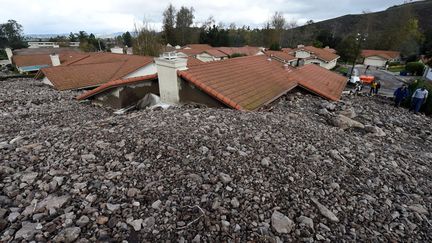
[53,227,81,243]
[297,216,314,230]
[106,203,120,211]
[271,211,294,234]
[15,222,38,240]
[331,114,364,129]
[408,204,428,215]
[219,173,232,184]
[7,212,20,222]
[261,157,270,166]
[231,197,240,208]
[311,197,339,222]
[151,200,162,210]
[76,215,90,226]
[128,219,143,231]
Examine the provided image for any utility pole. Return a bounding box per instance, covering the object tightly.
[349,33,367,81]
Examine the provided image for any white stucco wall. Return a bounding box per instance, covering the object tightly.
[424,66,432,81]
[155,57,187,104]
[364,56,387,67]
[122,63,157,79]
[295,50,311,58]
[304,58,337,70]
[42,77,54,86]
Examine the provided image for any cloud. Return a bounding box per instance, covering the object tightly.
[0,0,405,34]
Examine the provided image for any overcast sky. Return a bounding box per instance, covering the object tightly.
[0,0,406,35]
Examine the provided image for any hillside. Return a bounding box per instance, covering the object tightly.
[284,0,432,49]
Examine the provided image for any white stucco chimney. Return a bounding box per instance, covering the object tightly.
[155,52,188,104]
[297,44,305,48]
[5,48,13,63]
[50,54,61,66]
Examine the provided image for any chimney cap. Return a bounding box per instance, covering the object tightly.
[161,51,178,60]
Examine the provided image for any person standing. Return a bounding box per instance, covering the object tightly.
[375,81,381,95]
[410,86,429,113]
[393,84,409,107]
[369,81,377,95]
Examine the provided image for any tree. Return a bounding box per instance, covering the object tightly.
[69,32,77,42]
[336,35,361,62]
[133,22,162,56]
[176,6,194,45]
[163,4,176,45]
[0,19,27,49]
[122,31,133,47]
[271,12,286,46]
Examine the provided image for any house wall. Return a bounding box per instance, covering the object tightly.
[424,66,432,81]
[122,63,157,79]
[179,79,226,108]
[42,77,54,86]
[364,56,387,67]
[295,50,311,59]
[93,80,159,109]
[196,53,222,62]
[304,58,337,70]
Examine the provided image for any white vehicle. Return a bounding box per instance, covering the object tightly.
[348,75,360,84]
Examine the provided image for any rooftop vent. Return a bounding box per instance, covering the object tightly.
[161,52,178,60]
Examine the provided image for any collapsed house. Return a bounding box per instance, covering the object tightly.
[35,53,156,90]
[288,45,340,70]
[5,47,84,73]
[77,54,347,111]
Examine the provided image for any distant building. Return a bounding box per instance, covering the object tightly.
[28,41,80,48]
[361,50,401,67]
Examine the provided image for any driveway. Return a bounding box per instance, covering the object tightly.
[355,65,410,97]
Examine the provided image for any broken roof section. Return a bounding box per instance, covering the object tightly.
[178,56,298,110]
[76,74,158,100]
[292,46,340,62]
[36,53,154,91]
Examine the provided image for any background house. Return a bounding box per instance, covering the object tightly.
[361,50,401,67]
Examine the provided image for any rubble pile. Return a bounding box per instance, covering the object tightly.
[1,78,431,242]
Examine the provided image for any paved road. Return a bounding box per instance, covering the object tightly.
[355,65,410,97]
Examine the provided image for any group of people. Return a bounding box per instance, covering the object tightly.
[394,84,429,113]
[369,80,381,95]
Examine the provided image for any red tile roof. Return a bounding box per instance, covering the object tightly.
[203,49,228,58]
[37,53,154,90]
[185,44,213,50]
[282,48,293,53]
[12,47,81,55]
[292,46,339,62]
[76,74,158,100]
[186,57,204,67]
[361,50,400,60]
[323,47,337,54]
[178,55,297,110]
[290,64,347,101]
[12,52,86,68]
[216,46,263,57]
[265,50,297,62]
[178,48,204,57]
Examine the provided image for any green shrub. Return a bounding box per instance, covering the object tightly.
[402,79,432,115]
[405,62,425,76]
[388,61,401,67]
[269,43,281,51]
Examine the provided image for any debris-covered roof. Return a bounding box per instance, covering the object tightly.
[178,55,297,110]
[76,74,158,100]
[36,53,154,90]
[361,50,400,60]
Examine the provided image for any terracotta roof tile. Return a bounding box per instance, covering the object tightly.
[292,46,339,62]
[361,50,400,60]
[216,46,262,57]
[185,44,213,50]
[203,49,228,58]
[178,56,297,110]
[265,50,297,62]
[186,57,204,67]
[290,64,347,101]
[38,53,154,90]
[76,74,158,100]
[12,52,86,68]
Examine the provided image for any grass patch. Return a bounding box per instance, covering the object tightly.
[388,65,405,73]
